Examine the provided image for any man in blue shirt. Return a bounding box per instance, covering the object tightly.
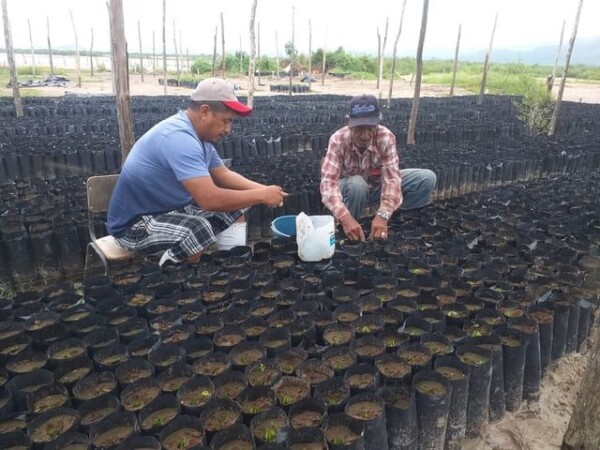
[108,78,288,266]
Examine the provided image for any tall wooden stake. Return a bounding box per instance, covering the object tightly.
[248,0,257,107]
[108,0,135,161]
[387,0,407,108]
[257,22,261,85]
[69,9,81,87]
[47,16,54,75]
[239,34,243,77]
[220,12,226,78]
[308,19,312,91]
[321,31,327,86]
[377,17,389,94]
[549,0,583,137]
[288,6,294,96]
[138,21,144,82]
[173,20,180,85]
[450,24,462,96]
[1,0,23,118]
[478,13,498,105]
[27,18,35,76]
[407,0,429,146]
[89,28,94,77]
[162,0,167,94]
[152,30,156,76]
[548,20,566,93]
[212,26,217,77]
[275,30,280,78]
[179,30,183,70]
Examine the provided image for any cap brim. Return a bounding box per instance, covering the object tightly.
[347,116,379,128]
[223,100,252,116]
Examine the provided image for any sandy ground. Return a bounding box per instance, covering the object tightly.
[463,352,588,450]
[4,71,598,450]
[9,72,600,104]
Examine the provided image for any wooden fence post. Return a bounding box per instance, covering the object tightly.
[387,0,407,108]
[549,0,583,137]
[47,15,54,75]
[248,0,257,108]
[407,0,430,146]
[450,24,461,96]
[27,18,35,76]
[69,9,81,88]
[547,20,566,93]
[478,13,498,106]
[108,0,135,162]
[1,0,23,118]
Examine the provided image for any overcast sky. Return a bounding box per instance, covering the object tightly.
[2,0,597,58]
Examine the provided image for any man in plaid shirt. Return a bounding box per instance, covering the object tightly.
[320,94,436,241]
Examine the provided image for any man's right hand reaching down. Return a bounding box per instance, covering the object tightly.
[340,215,366,241]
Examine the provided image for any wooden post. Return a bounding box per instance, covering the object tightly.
[220,12,226,78]
[152,30,156,76]
[239,34,243,77]
[106,2,116,95]
[248,0,257,108]
[377,17,389,95]
[563,309,599,449]
[89,28,94,77]
[275,30,280,79]
[69,9,81,88]
[321,31,327,86]
[548,20,566,93]
[27,18,35,76]
[162,0,167,95]
[450,24,462,96]
[407,0,429,146]
[137,21,143,82]
[308,19,312,91]
[387,0,407,108]
[47,16,54,76]
[108,0,135,162]
[179,30,183,71]
[212,26,217,77]
[257,22,261,85]
[1,0,23,118]
[173,20,180,85]
[478,13,498,105]
[288,6,294,96]
[549,0,583,137]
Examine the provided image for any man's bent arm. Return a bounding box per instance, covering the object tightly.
[183,176,270,212]
[210,165,266,190]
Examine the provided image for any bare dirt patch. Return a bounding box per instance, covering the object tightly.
[8,73,600,104]
[463,352,588,450]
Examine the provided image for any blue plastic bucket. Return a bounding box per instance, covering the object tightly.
[271,215,297,238]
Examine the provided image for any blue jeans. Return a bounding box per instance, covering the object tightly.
[338,169,437,220]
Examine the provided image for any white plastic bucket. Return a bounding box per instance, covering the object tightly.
[295,213,336,262]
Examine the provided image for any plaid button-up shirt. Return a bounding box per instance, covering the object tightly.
[320,125,403,220]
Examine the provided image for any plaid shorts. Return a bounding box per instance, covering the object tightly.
[115,205,247,261]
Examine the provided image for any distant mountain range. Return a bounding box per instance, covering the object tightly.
[459,37,600,66]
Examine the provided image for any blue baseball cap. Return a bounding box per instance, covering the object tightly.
[347,94,380,128]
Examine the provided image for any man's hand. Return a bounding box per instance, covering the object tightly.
[341,215,366,241]
[369,215,388,240]
[262,185,289,208]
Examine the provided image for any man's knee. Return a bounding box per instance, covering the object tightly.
[344,175,369,196]
[422,169,437,190]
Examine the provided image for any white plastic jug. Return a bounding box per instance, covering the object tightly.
[295,213,336,262]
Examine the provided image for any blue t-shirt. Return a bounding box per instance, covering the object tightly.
[108,110,223,237]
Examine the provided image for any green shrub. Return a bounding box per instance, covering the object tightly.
[513,75,554,136]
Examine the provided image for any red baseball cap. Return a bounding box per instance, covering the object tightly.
[190,78,252,116]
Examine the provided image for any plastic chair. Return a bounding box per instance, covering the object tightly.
[84,174,133,278]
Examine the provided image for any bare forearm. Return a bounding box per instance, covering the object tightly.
[214,169,266,190]
[196,187,266,212]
